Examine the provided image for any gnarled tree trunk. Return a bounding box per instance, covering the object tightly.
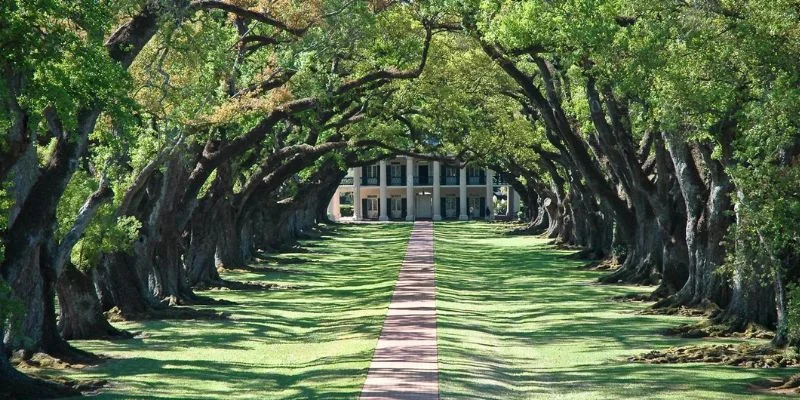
[56,263,130,340]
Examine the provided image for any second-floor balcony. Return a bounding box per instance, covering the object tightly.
[414,175,434,185]
[467,176,486,185]
[342,168,504,188]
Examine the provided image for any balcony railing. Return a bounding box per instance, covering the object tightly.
[414,176,434,185]
[343,174,499,187]
[467,176,486,185]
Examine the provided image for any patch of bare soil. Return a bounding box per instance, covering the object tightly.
[661,322,774,340]
[629,343,800,368]
[104,306,230,323]
[749,374,800,395]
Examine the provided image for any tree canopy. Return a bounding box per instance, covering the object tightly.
[2,0,800,397]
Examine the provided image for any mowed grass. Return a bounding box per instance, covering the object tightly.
[51,223,411,399]
[434,222,795,400]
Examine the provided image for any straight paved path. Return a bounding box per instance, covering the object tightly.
[360,221,439,400]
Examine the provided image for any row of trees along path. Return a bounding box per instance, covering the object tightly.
[3,0,800,398]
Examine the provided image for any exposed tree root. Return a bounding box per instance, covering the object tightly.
[195,279,298,291]
[505,224,544,236]
[747,374,800,395]
[8,352,108,398]
[661,321,774,340]
[775,374,800,390]
[552,242,583,252]
[580,258,620,272]
[172,294,236,307]
[645,298,722,318]
[12,351,104,372]
[629,343,799,368]
[104,305,230,323]
[222,263,307,273]
[610,293,654,303]
[639,305,712,317]
[256,255,311,265]
[597,264,659,286]
[647,283,675,301]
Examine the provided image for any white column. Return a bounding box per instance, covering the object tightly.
[432,161,441,221]
[353,167,362,221]
[459,166,468,220]
[405,157,415,221]
[379,160,388,221]
[485,168,494,220]
[506,185,513,216]
[513,188,521,213]
[333,189,341,220]
[328,188,339,221]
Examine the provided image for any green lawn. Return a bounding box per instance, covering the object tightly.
[32,221,797,399]
[54,223,412,399]
[434,222,794,400]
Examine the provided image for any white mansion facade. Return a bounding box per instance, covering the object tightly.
[328,156,520,221]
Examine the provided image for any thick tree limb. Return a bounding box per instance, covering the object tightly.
[336,25,433,94]
[52,176,114,277]
[117,134,184,217]
[191,0,309,35]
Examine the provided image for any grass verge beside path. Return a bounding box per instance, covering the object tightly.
[48,223,411,399]
[435,222,794,400]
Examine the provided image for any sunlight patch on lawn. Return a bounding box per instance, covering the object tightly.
[50,223,412,399]
[434,221,791,400]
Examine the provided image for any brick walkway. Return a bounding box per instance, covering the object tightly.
[360,221,439,400]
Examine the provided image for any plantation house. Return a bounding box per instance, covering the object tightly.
[328,156,520,221]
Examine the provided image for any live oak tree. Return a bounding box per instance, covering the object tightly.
[1,0,442,396]
[3,0,800,397]
[419,0,800,339]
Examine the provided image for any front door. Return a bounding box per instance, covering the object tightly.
[391,197,403,219]
[469,197,481,218]
[445,197,457,218]
[416,194,432,218]
[366,197,379,219]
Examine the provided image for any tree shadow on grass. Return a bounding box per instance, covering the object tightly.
[433,222,794,400]
[58,223,414,399]
[61,351,374,399]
